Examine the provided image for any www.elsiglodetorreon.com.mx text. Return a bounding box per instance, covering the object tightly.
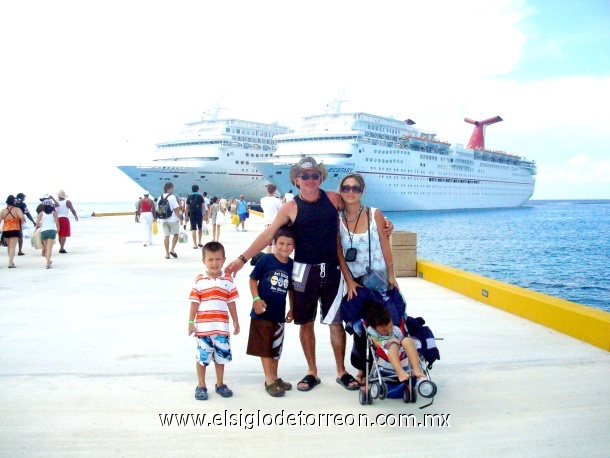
[159,410,451,429]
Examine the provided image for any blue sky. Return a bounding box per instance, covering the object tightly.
[0,0,608,202]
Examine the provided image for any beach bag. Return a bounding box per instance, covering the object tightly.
[152,220,158,235]
[178,230,188,243]
[30,228,43,249]
[157,193,172,219]
[231,214,240,225]
[216,211,226,225]
[362,266,389,292]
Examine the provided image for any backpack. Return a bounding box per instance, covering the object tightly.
[157,193,172,219]
[186,193,204,216]
[405,316,440,368]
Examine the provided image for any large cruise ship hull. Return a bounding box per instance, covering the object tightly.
[252,141,535,211]
[117,161,269,201]
[117,116,290,201]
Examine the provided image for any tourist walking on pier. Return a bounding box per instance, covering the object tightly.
[260,184,282,253]
[36,198,60,269]
[137,191,156,247]
[158,182,182,259]
[56,190,79,254]
[186,185,206,249]
[1,195,25,268]
[236,195,248,232]
[15,193,36,256]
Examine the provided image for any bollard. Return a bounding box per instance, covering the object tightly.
[390,231,417,277]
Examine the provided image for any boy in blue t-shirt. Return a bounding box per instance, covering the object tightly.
[247,226,295,397]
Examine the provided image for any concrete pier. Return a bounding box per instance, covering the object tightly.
[1,214,608,456]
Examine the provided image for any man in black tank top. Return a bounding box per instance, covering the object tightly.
[225,157,364,392]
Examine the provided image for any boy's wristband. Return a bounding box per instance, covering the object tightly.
[238,254,247,263]
[252,296,261,303]
[188,320,195,324]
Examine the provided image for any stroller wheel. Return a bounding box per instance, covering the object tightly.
[409,378,418,403]
[402,385,410,403]
[378,382,388,400]
[370,382,380,399]
[418,380,437,398]
[359,388,367,406]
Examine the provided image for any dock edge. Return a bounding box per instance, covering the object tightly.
[416,258,610,352]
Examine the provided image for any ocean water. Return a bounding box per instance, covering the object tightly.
[386,200,610,312]
[27,200,610,312]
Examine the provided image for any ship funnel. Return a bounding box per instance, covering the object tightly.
[464,116,503,149]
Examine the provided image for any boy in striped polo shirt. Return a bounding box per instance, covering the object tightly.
[188,241,240,401]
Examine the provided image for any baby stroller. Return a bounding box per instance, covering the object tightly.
[359,314,438,408]
[341,287,440,408]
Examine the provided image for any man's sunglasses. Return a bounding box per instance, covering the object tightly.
[298,173,320,181]
[340,185,363,194]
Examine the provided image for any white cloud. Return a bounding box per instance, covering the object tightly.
[0,0,607,202]
[534,154,610,199]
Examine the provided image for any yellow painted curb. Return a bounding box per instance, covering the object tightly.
[92,212,134,217]
[417,259,610,352]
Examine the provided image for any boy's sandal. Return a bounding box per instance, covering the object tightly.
[276,378,292,391]
[195,386,208,401]
[265,381,286,397]
[215,384,233,398]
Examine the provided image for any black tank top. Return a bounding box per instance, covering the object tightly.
[292,191,338,264]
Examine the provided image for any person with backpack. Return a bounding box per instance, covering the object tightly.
[157,182,183,259]
[186,185,206,249]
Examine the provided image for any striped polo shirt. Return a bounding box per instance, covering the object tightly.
[189,273,239,337]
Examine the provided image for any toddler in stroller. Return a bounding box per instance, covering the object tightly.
[359,304,438,407]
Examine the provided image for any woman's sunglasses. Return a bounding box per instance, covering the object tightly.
[340,185,363,194]
[298,173,320,181]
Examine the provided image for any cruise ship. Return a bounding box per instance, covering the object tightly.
[117,109,291,201]
[251,110,537,211]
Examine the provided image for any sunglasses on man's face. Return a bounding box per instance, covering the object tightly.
[340,185,363,194]
[298,173,320,181]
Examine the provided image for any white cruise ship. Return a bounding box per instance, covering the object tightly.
[251,111,536,211]
[117,110,291,201]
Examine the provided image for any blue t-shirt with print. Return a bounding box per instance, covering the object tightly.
[249,253,293,323]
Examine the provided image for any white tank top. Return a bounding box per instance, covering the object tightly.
[339,207,386,278]
[40,212,56,232]
[57,200,69,218]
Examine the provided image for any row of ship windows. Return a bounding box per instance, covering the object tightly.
[232,136,274,144]
[159,141,275,149]
[226,128,275,137]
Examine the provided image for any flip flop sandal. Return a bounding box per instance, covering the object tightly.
[170,252,178,258]
[336,373,360,391]
[215,384,233,398]
[265,381,285,397]
[297,374,321,392]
